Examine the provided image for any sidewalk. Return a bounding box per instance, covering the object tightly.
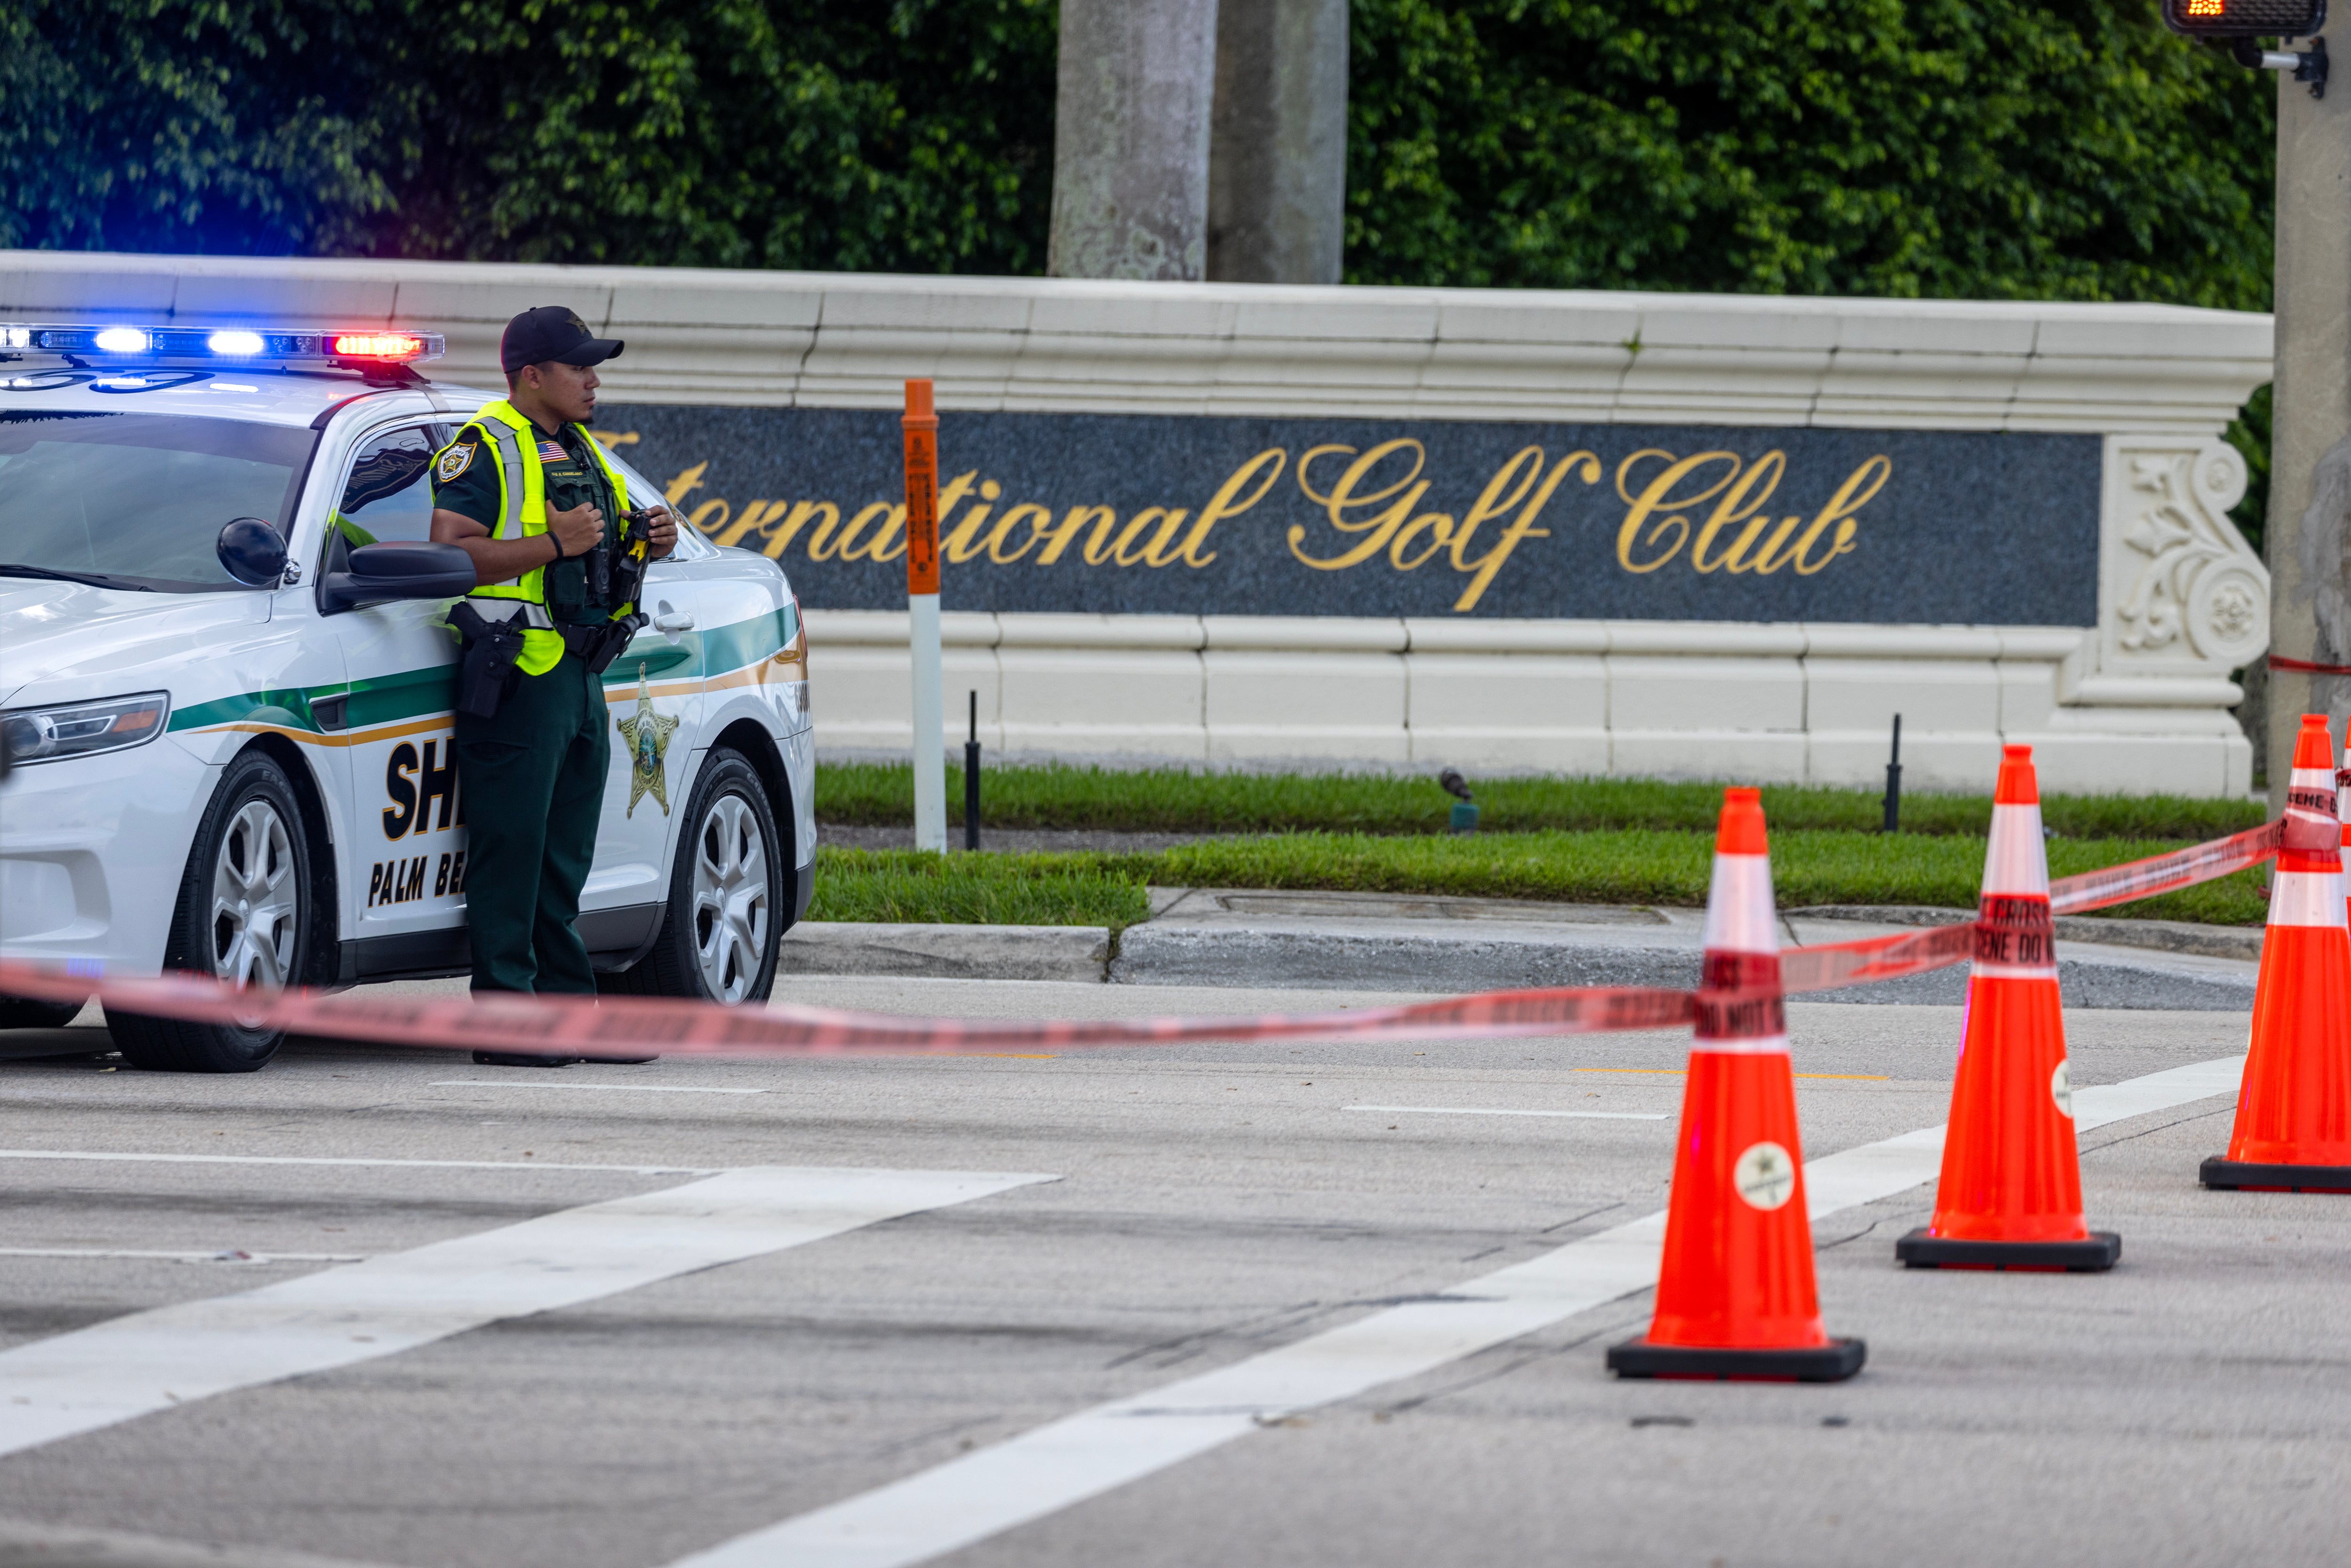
[779,887,2262,1009]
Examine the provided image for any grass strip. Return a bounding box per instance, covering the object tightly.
[818,762,2264,843]
[805,848,1151,929]
[810,831,2267,930]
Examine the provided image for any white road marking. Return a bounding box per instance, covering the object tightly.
[668,1056,2246,1568]
[0,1249,367,1264]
[430,1080,766,1095]
[0,1165,1053,1460]
[0,1149,719,1174]
[1346,1105,1668,1121]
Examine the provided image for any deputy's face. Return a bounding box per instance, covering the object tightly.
[524,360,600,423]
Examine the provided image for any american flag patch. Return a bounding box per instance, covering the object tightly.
[537,440,567,462]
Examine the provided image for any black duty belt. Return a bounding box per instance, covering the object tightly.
[557,623,607,661]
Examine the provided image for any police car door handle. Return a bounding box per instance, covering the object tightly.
[653,611,695,635]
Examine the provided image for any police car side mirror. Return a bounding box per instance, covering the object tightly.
[320,541,479,613]
[217,517,289,587]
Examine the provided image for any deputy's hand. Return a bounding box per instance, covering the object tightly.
[644,505,678,559]
[549,502,602,559]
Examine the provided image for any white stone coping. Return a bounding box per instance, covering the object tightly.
[804,607,2095,661]
[0,251,2272,434]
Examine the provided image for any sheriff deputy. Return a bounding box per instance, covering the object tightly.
[429,306,678,1061]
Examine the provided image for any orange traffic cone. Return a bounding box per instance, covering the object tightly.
[1608,788,1865,1382]
[2202,715,2351,1192]
[1897,746,2119,1270]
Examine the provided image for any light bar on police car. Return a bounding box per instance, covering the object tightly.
[0,323,445,363]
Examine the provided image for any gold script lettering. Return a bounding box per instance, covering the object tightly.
[1036,506,1115,566]
[1110,507,1188,567]
[1614,450,1741,574]
[942,478,1003,564]
[1174,448,1285,567]
[763,500,834,559]
[1454,451,1598,611]
[1688,452,1787,573]
[985,504,1053,564]
[664,463,708,510]
[1288,441,1431,570]
[1786,456,1886,574]
[709,499,784,548]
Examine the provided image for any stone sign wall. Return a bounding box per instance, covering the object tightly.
[604,407,2103,626]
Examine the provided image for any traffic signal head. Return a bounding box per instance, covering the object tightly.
[2162,0,2327,37]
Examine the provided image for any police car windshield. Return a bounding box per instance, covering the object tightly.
[0,410,314,591]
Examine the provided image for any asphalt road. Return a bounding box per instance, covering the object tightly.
[0,979,2334,1568]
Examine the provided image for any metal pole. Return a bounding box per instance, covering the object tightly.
[964,690,982,852]
[903,380,946,853]
[1882,714,1903,834]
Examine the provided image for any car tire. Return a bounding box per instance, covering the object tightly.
[0,998,84,1029]
[600,749,782,1005]
[108,749,315,1072]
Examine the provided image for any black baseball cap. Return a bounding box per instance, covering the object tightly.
[500,305,624,373]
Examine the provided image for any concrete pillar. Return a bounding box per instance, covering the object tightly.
[2265,52,2351,808]
[1207,0,1350,285]
[1049,0,1221,282]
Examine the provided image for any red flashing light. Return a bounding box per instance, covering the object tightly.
[331,332,426,360]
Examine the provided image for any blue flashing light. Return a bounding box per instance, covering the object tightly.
[0,322,446,366]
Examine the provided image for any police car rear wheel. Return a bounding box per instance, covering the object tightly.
[109,751,314,1072]
[602,750,780,1006]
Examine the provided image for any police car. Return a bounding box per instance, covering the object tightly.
[0,324,813,1071]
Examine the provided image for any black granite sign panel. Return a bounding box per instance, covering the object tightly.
[599,405,2101,625]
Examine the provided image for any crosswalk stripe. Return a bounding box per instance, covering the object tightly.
[0,1165,1053,1459]
[664,1056,2245,1568]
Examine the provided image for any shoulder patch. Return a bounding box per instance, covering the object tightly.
[435,442,477,484]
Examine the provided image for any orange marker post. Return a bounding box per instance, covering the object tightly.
[904,380,945,852]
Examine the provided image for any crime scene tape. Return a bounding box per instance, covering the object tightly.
[0,812,2287,1057]
[0,959,1701,1057]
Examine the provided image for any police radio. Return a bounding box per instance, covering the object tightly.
[2161,0,2329,95]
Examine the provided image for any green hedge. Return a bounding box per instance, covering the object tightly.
[7,0,2276,311]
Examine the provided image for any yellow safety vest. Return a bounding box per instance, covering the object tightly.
[440,400,633,676]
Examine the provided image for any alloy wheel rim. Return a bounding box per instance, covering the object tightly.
[210,798,297,990]
[691,791,769,1004]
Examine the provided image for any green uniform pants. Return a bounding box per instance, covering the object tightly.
[455,653,609,994]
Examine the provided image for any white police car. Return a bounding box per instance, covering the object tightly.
[0,324,814,1071]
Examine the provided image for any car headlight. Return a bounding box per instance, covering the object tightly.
[0,693,170,766]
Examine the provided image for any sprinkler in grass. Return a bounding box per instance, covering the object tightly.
[1439,768,1479,834]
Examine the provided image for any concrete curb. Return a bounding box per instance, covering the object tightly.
[1110,924,2256,1010]
[780,923,1108,983]
[776,918,2257,1010]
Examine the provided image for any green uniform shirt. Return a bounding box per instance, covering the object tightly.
[433,420,620,625]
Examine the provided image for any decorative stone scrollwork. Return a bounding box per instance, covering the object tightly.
[2109,441,2269,670]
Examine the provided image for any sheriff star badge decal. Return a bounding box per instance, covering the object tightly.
[616,665,678,817]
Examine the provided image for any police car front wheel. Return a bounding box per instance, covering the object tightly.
[601,749,781,1006]
[109,750,317,1072]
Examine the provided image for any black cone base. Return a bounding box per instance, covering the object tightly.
[2200,1157,2351,1193]
[1606,1337,1865,1382]
[1896,1229,2120,1271]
